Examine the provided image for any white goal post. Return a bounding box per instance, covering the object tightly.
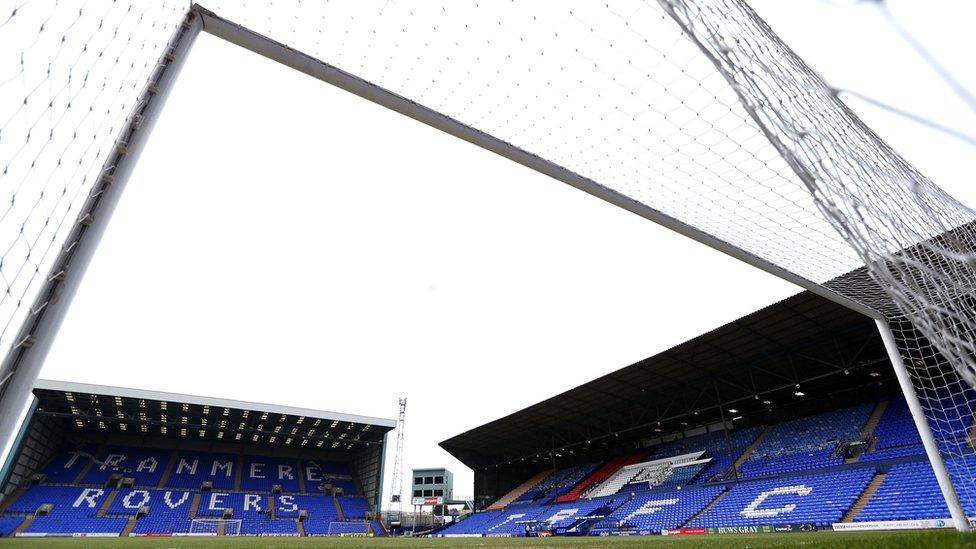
[189,518,241,537]
[326,521,370,537]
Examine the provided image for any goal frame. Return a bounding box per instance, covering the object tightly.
[189,518,242,536]
[0,3,967,531]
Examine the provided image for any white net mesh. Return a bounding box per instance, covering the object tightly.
[189,518,240,536]
[0,0,973,521]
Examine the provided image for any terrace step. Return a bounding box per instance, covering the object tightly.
[121,516,137,537]
[96,490,119,517]
[733,425,772,472]
[861,401,888,438]
[188,493,202,519]
[842,471,886,522]
[234,455,244,491]
[11,515,33,536]
[157,451,178,488]
[72,447,103,485]
[297,461,307,494]
[487,469,552,510]
[682,489,728,527]
[333,496,346,521]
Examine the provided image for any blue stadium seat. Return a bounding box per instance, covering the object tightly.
[0,447,370,538]
[240,456,300,492]
[81,446,171,487]
[38,445,99,484]
[592,484,724,534]
[338,495,370,521]
[4,486,126,536]
[0,516,24,537]
[166,451,237,490]
[856,461,949,522]
[740,405,872,478]
[688,468,874,528]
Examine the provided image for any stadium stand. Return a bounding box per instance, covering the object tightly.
[858,397,927,463]
[240,456,301,492]
[39,445,99,484]
[166,451,238,490]
[738,404,873,478]
[437,398,970,538]
[5,486,129,536]
[338,495,370,520]
[14,394,966,538]
[590,485,725,535]
[81,446,170,487]
[0,516,24,537]
[855,461,949,522]
[558,451,648,502]
[0,445,379,537]
[0,381,393,538]
[487,469,552,509]
[0,480,370,536]
[688,469,875,528]
[519,463,598,504]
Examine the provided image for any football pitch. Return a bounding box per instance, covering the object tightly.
[1,531,974,549]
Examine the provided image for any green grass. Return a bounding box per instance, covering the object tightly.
[0,531,974,549]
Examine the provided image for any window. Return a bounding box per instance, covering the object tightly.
[413,490,421,497]
[424,476,434,484]
[414,477,422,485]
[434,489,443,497]
[434,476,444,484]
[423,490,432,497]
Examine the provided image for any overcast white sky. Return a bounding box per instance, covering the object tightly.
[34,0,976,505]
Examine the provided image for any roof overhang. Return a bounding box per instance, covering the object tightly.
[32,379,395,452]
[440,290,894,470]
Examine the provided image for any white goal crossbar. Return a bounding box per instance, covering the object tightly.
[189,518,242,536]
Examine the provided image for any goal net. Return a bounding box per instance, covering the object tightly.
[189,518,241,537]
[0,0,973,528]
[326,521,370,537]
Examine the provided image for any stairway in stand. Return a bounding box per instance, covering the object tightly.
[333,497,346,521]
[682,489,728,527]
[297,462,307,494]
[861,401,888,438]
[841,472,886,522]
[121,516,138,537]
[732,425,772,473]
[157,451,178,488]
[234,455,244,491]
[846,401,888,464]
[11,516,33,536]
[96,490,119,517]
[71,446,103,485]
[188,493,202,519]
